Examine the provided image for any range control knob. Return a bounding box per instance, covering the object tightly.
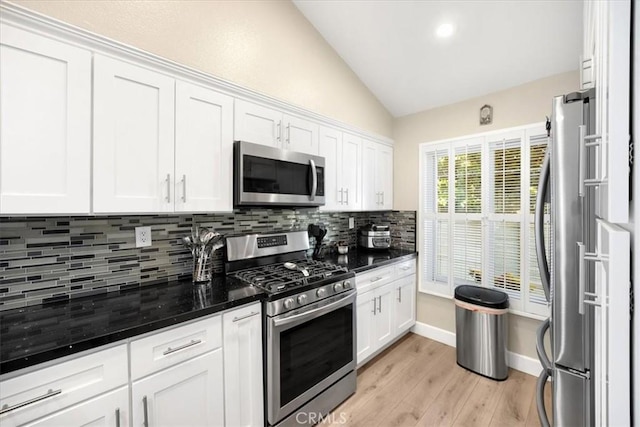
[333,283,344,292]
[343,280,352,289]
[297,294,307,305]
[283,298,295,309]
[316,288,326,298]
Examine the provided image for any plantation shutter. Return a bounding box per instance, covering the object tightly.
[487,135,523,306]
[452,143,482,287]
[422,147,450,294]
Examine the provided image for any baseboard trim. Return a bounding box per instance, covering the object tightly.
[411,321,542,377]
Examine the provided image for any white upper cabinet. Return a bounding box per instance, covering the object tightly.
[584,1,630,223]
[234,99,319,154]
[94,56,234,214]
[376,143,393,210]
[318,126,342,211]
[282,114,319,154]
[363,140,393,211]
[320,128,363,211]
[0,24,91,214]
[340,133,362,211]
[175,81,234,212]
[93,55,175,213]
[234,99,282,147]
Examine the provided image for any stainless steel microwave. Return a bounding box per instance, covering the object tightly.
[234,141,325,207]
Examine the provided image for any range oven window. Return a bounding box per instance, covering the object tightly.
[243,155,324,196]
[279,304,353,406]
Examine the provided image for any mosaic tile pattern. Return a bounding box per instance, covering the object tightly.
[0,209,415,310]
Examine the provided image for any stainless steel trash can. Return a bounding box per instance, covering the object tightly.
[454,285,509,381]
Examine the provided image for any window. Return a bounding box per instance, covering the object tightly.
[419,124,549,317]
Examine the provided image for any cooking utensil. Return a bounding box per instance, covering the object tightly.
[284,262,309,277]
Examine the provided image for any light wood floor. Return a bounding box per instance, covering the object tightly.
[329,333,552,427]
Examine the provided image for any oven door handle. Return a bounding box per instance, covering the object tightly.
[273,290,355,328]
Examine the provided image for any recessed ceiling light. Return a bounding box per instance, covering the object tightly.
[436,23,455,39]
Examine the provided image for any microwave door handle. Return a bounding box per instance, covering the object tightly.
[535,150,551,302]
[309,159,317,200]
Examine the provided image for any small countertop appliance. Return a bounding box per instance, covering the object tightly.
[357,224,391,249]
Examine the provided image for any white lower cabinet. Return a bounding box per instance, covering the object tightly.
[23,387,129,427]
[132,349,225,427]
[356,282,393,365]
[394,275,416,333]
[0,345,128,427]
[0,304,264,427]
[223,303,263,427]
[356,259,417,366]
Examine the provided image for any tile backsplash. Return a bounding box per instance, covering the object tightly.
[0,210,415,310]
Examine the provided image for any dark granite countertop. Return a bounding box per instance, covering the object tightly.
[0,276,264,375]
[0,248,416,376]
[320,247,417,274]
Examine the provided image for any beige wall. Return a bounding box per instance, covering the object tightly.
[12,0,393,137]
[400,70,580,358]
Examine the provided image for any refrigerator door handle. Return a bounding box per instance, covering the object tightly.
[536,318,552,374]
[577,242,602,315]
[534,150,551,302]
[536,369,551,427]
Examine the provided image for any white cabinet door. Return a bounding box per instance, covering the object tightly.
[132,350,224,427]
[394,275,416,333]
[223,303,263,427]
[362,141,393,211]
[283,114,319,155]
[318,126,342,211]
[374,282,394,348]
[356,290,376,365]
[93,55,175,213]
[175,81,234,212]
[589,0,630,224]
[23,387,128,427]
[376,143,393,210]
[234,99,282,147]
[340,133,362,211]
[593,220,630,427]
[0,24,91,214]
[361,140,377,210]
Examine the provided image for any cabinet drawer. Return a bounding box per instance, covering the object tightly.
[0,344,127,427]
[356,265,394,293]
[130,315,222,380]
[395,259,416,278]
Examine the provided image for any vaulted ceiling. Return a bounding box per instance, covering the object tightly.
[293,0,583,117]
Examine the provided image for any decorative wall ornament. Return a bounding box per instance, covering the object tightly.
[480,104,493,125]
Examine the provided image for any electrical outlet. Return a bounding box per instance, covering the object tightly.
[349,217,355,229]
[135,226,152,248]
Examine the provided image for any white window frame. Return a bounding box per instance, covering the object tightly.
[418,122,550,319]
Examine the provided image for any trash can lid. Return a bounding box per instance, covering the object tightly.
[454,285,509,309]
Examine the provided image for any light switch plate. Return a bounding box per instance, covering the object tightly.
[349,217,355,229]
[135,226,152,248]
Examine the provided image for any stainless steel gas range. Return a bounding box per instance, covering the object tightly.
[225,231,356,427]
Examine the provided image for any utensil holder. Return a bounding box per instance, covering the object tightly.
[193,251,213,283]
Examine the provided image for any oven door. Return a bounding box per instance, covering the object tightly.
[235,140,325,207]
[267,290,356,425]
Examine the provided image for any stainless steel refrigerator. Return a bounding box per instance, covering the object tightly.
[534,88,597,426]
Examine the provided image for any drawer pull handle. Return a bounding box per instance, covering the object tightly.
[116,408,121,427]
[0,388,62,414]
[398,287,402,302]
[163,339,202,356]
[401,266,411,270]
[143,396,149,427]
[232,311,260,322]
[370,276,383,282]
